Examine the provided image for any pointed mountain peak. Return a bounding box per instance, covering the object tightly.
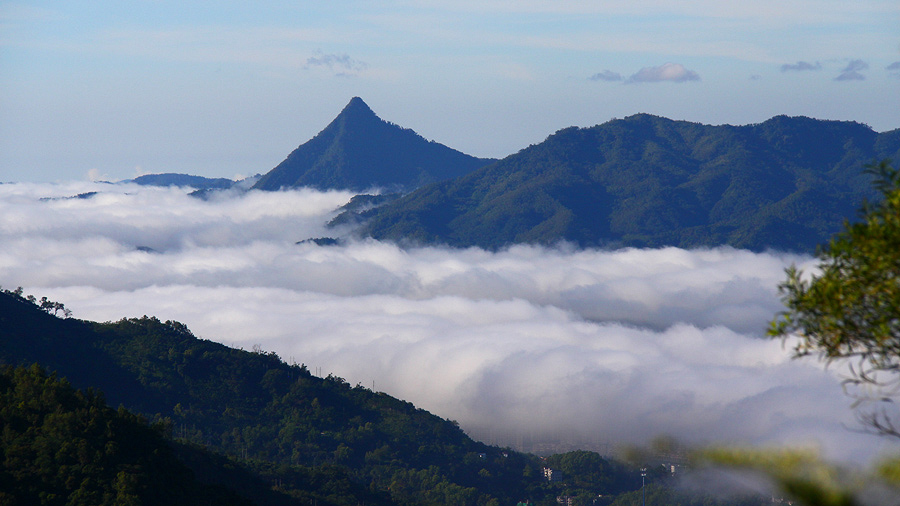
[252,97,494,192]
[338,96,378,120]
[346,96,369,109]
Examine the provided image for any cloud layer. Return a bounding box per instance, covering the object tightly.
[2,182,896,463]
[590,63,701,84]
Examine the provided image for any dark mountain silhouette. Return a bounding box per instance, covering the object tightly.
[125,173,236,189]
[253,97,495,192]
[354,114,900,252]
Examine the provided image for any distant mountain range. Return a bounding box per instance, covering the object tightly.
[121,172,261,199]
[351,114,900,252]
[125,173,236,189]
[121,100,900,253]
[252,97,495,192]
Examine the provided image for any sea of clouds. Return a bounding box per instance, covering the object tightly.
[2,181,897,465]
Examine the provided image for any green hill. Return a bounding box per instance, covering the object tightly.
[253,98,495,192]
[0,288,774,506]
[0,289,577,506]
[355,114,900,252]
[0,363,320,506]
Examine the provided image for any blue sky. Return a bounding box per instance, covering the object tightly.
[2,0,899,182]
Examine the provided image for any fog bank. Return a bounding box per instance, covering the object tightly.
[2,181,895,464]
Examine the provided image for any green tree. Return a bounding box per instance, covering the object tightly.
[695,447,893,506]
[692,161,900,506]
[770,160,900,437]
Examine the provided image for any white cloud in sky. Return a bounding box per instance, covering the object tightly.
[626,63,700,83]
[86,168,109,182]
[888,61,900,76]
[835,59,869,81]
[589,70,624,82]
[780,60,822,72]
[306,50,368,75]
[592,63,702,85]
[2,181,897,464]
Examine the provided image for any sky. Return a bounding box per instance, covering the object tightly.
[3,181,899,467]
[2,0,899,183]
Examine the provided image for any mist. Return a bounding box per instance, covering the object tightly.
[2,181,896,464]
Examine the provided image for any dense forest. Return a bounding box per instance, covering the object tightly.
[0,363,291,506]
[0,288,770,505]
[353,114,900,252]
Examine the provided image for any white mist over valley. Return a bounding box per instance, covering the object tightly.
[3,180,897,465]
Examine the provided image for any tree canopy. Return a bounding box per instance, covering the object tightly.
[358,115,897,252]
[770,159,900,436]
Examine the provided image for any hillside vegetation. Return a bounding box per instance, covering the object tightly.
[0,290,612,505]
[0,363,298,506]
[357,114,900,252]
[0,288,774,505]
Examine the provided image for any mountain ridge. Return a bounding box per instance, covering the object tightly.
[352,113,900,252]
[125,173,236,189]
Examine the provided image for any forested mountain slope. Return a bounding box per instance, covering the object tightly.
[0,363,307,506]
[0,289,597,506]
[0,288,778,505]
[356,114,900,252]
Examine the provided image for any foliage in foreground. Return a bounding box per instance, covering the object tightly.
[770,160,900,437]
[700,161,900,506]
[695,447,900,506]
